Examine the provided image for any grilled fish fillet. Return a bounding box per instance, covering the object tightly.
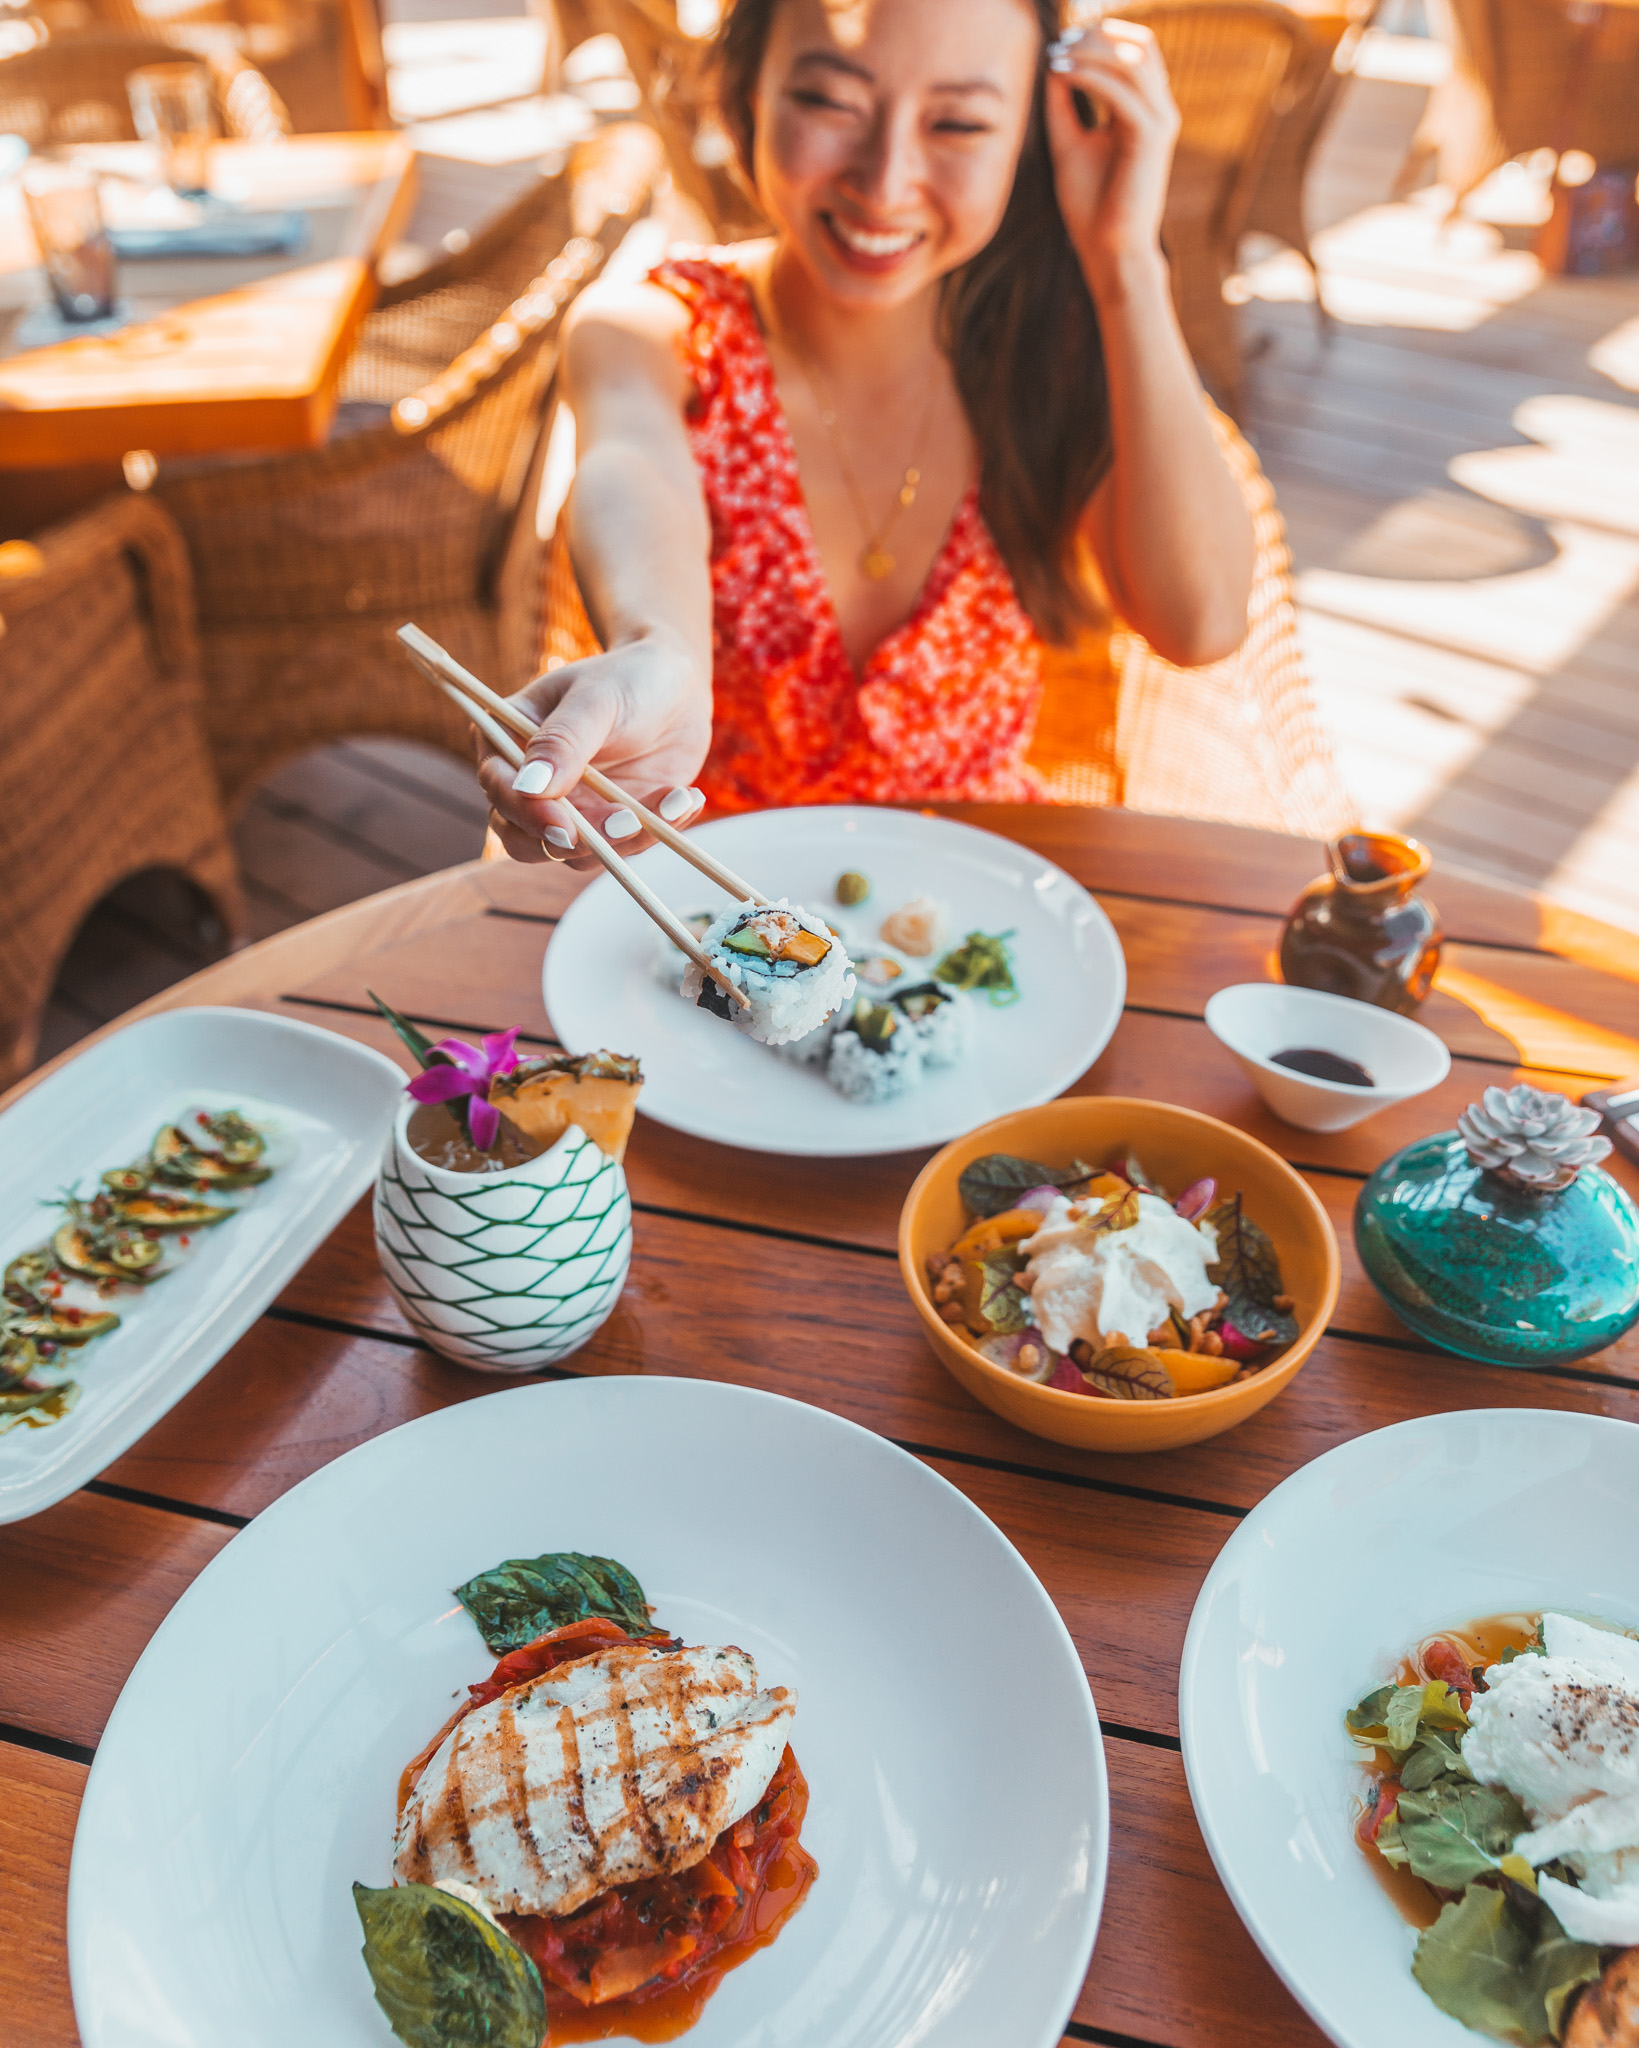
[395,1641,796,1917]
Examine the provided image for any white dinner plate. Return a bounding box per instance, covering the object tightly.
[543,807,1125,1157]
[0,1007,403,1525]
[1179,1408,1639,2048]
[70,1377,1108,2048]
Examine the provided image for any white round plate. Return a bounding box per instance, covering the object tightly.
[70,1378,1108,2048]
[1179,1408,1639,2048]
[542,807,1125,1157]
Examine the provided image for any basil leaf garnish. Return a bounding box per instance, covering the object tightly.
[1400,1726,1470,1791]
[354,1882,544,2048]
[1412,1886,1602,2046]
[1396,1778,1529,1889]
[957,1154,1087,1220]
[455,1550,651,1655]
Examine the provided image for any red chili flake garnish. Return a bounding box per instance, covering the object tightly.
[179,1236,191,1248]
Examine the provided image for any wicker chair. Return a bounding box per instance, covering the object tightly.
[0,497,244,1091]
[592,0,770,240]
[1029,405,1355,836]
[153,135,661,813]
[1243,0,1380,313]
[1117,0,1307,416]
[0,27,289,145]
[1400,0,1639,210]
[78,0,385,132]
[341,174,575,410]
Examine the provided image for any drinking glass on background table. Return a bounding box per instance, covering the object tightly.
[20,159,117,322]
[128,62,213,197]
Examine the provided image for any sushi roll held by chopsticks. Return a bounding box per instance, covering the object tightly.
[683,902,855,1047]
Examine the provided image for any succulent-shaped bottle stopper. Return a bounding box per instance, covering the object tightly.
[1457,1085,1611,1193]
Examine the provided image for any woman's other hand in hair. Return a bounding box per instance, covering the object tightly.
[1042,19,1179,291]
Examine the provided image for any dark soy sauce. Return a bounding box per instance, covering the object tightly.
[1270,1047,1375,1088]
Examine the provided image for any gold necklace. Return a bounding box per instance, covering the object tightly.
[766,291,941,582]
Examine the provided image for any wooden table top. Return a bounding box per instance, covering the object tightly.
[0,133,415,468]
[5,805,1639,2048]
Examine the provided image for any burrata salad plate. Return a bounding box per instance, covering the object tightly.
[0,1006,402,1524]
[70,1377,1109,2048]
[1179,1409,1639,2048]
[543,806,1125,1158]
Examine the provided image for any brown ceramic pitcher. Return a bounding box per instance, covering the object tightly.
[1279,832,1443,1013]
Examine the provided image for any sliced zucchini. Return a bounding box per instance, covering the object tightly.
[52,1221,161,1283]
[113,1193,231,1232]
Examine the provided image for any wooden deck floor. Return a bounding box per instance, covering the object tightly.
[33,13,1639,1071]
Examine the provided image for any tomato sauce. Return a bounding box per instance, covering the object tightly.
[1352,1612,1540,1928]
[397,1621,819,2045]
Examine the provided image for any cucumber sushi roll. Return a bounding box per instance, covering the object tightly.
[681,899,855,1046]
[891,981,972,1068]
[826,998,925,1102]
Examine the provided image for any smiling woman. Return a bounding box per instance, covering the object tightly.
[479,0,1272,863]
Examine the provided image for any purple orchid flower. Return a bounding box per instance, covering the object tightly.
[406,1028,522,1150]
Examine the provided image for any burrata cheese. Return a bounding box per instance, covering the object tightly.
[1023,1191,1220,1356]
[1463,1611,1639,1944]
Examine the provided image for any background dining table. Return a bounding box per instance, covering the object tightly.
[4,804,1639,2048]
[0,130,415,534]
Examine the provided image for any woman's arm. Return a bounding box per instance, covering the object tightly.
[478,280,715,866]
[1045,20,1256,669]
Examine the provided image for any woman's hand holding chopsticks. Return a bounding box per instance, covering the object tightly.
[475,632,710,868]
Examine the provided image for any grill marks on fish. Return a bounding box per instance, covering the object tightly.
[395,1641,797,1918]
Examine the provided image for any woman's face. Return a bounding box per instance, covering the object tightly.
[751,0,1043,310]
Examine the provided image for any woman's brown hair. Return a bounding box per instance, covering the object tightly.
[715,0,1110,645]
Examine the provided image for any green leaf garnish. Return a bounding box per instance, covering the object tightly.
[1084,1346,1175,1401]
[977,1251,1029,1334]
[1205,1195,1294,1337]
[455,1551,651,1655]
[933,929,1018,1005]
[368,991,439,1070]
[354,1882,544,2048]
[1412,1886,1602,2046]
[1400,1726,1470,1791]
[957,1154,1087,1220]
[1396,1778,1529,1889]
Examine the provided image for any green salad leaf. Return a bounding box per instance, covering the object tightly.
[353,1882,545,2048]
[933,930,1018,1005]
[957,1154,1089,1219]
[1347,1683,1396,1736]
[1347,1680,1467,1753]
[455,1551,652,1655]
[1396,1778,1529,1890]
[1412,1885,1603,2046]
[1400,1725,1470,1791]
[1387,1683,1426,1753]
[1084,1346,1175,1401]
[976,1251,1030,1334]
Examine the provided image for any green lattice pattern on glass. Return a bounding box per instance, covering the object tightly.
[373,1126,630,1370]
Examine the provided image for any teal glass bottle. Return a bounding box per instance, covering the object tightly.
[1355,1131,1639,1367]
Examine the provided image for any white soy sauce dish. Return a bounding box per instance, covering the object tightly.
[1204,984,1450,1134]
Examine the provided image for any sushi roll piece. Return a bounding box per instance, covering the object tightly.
[826,998,925,1102]
[681,899,854,1047]
[891,981,972,1069]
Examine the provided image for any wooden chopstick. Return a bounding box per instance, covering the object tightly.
[420,669,750,1012]
[396,624,770,907]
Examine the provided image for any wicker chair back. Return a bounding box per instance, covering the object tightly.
[1114,0,1306,412]
[0,27,286,145]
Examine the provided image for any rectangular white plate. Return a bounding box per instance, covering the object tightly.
[0,1007,404,1524]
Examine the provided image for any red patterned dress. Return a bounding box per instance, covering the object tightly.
[650,254,1046,811]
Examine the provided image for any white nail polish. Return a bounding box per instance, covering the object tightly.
[1048,53,1072,69]
[658,785,702,822]
[605,809,640,840]
[513,761,553,796]
[543,825,575,851]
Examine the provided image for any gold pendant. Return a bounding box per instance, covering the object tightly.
[861,545,895,581]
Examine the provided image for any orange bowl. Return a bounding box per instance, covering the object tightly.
[898,1098,1340,1453]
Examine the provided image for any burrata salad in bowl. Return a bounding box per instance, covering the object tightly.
[898,1098,1339,1453]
